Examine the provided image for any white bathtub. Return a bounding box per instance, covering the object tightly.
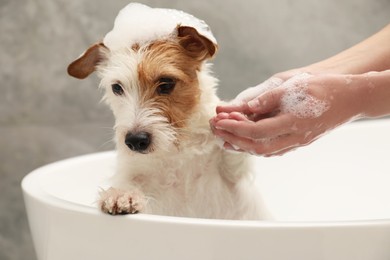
[22,120,390,260]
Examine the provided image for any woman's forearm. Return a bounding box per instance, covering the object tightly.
[357,70,390,118]
[306,24,390,74]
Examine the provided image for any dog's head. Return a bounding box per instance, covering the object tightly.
[67,4,218,155]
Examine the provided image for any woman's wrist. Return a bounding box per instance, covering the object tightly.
[355,70,390,118]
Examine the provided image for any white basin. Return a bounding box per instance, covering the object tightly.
[22,120,390,260]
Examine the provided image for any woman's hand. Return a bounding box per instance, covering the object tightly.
[210,73,371,156]
[210,24,390,156]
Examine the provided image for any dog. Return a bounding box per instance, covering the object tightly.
[67,3,268,220]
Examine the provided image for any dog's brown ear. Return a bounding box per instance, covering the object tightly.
[177,26,217,61]
[67,43,108,79]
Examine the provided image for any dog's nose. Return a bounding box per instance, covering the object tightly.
[125,132,151,152]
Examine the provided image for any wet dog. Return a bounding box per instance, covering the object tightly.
[67,3,267,219]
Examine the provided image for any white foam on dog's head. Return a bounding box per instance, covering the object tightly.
[103,3,217,51]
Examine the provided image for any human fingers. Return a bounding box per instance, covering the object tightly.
[215,127,302,156]
[216,102,251,114]
[252,131,321,156]
[210,111,230,125]
[226,111,248,121]
[263,146,297,157]
[209,112,232,134]
[223,142,245,153]
[215,112,230,121]
[214,113,296,140]
[217,77,284,114]
[234,77,284,103]
[246,87,285,115]
[211,111,250,131]
[251,134,305,156]
[212,128,255,152]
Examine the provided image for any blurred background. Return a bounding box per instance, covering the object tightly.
[0,0,389,259]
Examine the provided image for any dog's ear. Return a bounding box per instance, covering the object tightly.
[67,43,108,79]
[177,26,217,61]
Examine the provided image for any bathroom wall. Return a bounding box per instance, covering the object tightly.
[1,0,389,259]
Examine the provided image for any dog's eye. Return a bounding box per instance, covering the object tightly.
[111,83,124,96]
[157,78,176,95]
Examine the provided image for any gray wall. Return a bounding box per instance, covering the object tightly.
[1,0,389,259]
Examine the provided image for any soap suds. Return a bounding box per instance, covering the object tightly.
[230,73,329,118]
[232,77,284,105]
[103,3,216,51]
[345,75,353,85]
[280,73,329,118]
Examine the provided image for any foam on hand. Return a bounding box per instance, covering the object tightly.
[280,73,329,118]
[232,77,284,105]
[103,3,217,51]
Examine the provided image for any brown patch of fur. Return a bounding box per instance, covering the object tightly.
[137,40,202,130]
[68,43,107,79]
[177,26,217,60]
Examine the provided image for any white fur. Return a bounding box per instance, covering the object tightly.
[91,4,269,220]
[96,47,268,220]
[98,47,177,154]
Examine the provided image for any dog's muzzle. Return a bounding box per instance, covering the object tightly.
[125,132,151,153]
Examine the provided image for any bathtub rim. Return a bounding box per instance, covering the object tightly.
[21,119,390,229]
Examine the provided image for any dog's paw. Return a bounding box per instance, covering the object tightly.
[99,187,145,215]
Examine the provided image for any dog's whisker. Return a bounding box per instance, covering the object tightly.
[99,138,115,149]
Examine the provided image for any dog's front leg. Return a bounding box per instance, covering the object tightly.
[220,151,251,183]
[98,187,146,215]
